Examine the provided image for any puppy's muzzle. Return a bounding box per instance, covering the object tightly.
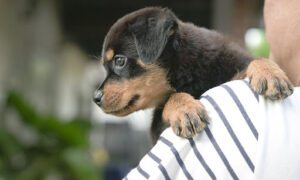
[93,90,103,106]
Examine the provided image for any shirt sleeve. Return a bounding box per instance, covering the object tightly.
[124,79,260,180]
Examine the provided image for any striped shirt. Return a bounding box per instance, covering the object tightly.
[124,80,300,180]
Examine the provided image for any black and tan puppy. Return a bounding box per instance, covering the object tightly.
[93,7,293,144]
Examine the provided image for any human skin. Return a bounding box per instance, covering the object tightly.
[264,0,300,86]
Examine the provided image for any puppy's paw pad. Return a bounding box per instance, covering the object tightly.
[163,93,209,138]
[247,58,294,100]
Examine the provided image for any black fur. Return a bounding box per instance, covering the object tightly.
[99,7,253,144]
[151,107,170,143]
[159,24,252,98]
[128,12,177,64]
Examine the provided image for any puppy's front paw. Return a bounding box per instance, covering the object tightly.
[163,93,209,138]
[247,58,294,100]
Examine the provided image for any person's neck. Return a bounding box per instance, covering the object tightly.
[270,53,300,87]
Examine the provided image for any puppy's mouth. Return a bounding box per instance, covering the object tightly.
[106,94,140,115]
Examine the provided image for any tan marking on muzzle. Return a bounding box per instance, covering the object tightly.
[100,63,175,116]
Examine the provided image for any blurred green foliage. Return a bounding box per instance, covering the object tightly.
[0,91,102,180]
[246,29,270,58]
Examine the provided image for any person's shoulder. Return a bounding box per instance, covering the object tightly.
[201,79,259,102]
[199,79,259,115]
[124,80,262,180]
[199,79,260,140]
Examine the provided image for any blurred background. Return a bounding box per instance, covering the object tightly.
[0,0,269,179]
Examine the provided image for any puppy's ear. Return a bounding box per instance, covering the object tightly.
[128,17,177,64]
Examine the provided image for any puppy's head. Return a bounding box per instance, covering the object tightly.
[93,7,178,116]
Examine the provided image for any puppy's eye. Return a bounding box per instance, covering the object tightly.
[113,55,127,69]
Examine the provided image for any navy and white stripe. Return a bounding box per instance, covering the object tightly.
[125,80,260,179]
[147,151,171,180]
[204,127,238,179]
[221,84,258,140]
[203,94,255,172]
[188,138,216,180]
[137,165,149,179]
[159,136,193,180]
[242,79,259,101]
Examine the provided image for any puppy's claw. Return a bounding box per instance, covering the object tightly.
[258,78,267,94]
[288,83,294,93]
[192,118,199,129]
[193,118,203,134]
[186,127,193,138]
[173,122,182,136]
[198,110,209,125]
[163,93,209,138]
[176,127,181,136]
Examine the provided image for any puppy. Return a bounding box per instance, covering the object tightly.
[93,7,293,144]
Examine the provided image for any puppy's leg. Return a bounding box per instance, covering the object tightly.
[246,58,293,100]
[162,93,209,138]
[150,107,169,145]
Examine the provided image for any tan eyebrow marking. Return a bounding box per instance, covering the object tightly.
[105,49,114,61]
[137,59,147,68]
[169,29,175,36]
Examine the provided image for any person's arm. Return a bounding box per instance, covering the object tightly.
[124,79,260,179]
[264,0,300,86]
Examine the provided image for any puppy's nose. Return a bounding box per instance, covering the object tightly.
[93,90,103,106]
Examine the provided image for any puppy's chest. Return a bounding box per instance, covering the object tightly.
[166,59,206,96]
